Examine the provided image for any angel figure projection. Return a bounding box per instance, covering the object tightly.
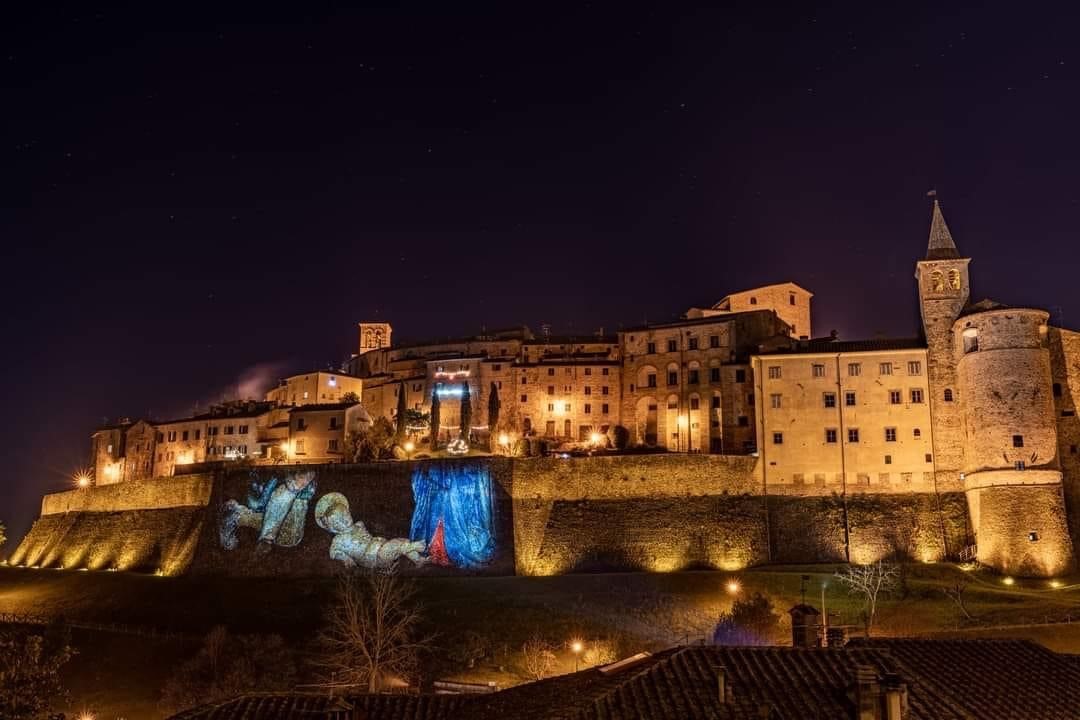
[219,470,317,552]
[315,491,428,570]
[409,462,495,569]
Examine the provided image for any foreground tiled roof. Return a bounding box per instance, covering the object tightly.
[169,639,1080,720]
[170,692,465,720]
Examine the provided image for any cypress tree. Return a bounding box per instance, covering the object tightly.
[395,381,407,439]
[430,387,441,449]
[488,381,501,441]
[459,382,472,441]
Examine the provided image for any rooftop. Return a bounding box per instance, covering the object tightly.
[169,638,1080,720]
[758,336,926,356]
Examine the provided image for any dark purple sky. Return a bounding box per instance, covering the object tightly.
[3,3,1079,541]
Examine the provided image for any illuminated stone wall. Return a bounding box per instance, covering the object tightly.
[1049,327,1080,550]
[40,474,213,515]
[5,456,977,578]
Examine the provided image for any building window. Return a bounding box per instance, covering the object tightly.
[585,387,592,395]
[687,369,698,384]
[944,388,954,402]
[548,368,555,376]
[667,339,678,352]
[329,417,338,430]
[547,403,555,412]
[296,419,307,431]
[848,363,861,377]
[926,453,933,463]
[602,386,609,395]
[1015,460,1026,471]
[181,430,189,441]
[812,364,825,378]
[889,390,902,404]
[1013,435,1024,448]
[602,368,609,375]
[647,342,656,354]
[295,439,305,454]
[913,428,921,438]
[710,367,721,383]
[750,296,758,305]
[602,403,609,414]
[845,391,856,406]
[688,338,698,350]
[239,424,249,434]
[789,293,796,305]
[823,392,836,408]
[303,391,309,399]
[521,394,527,403]
[770,393,782,409]
[1065,409,1077,417]
[565,368,572,375]
[910,389,924,404]
[667,371,678,386]
[879,362,892,375]
[710,335,720,348]
[584,403,592,414]
[564,403,571,412]
[884,455,893,465]
[738,416,749,426]
[825,428,838,443]
[772,432,783,444]
[768,366,782,379]
[547,385,555,395]
[195,430,201,440]
[1053,383,1062,397]
[735,369,746,383]
[689,397,700,410]
[328,439,339,452]
[885,427,897,442]
[647,374,657,388]
[583,367,591,376]
[908,361,922,375]
[225,425,235,435]
[712,396,721,409]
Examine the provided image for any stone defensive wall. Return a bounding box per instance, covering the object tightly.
[8,455,970,578]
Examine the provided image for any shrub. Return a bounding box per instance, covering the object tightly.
[712,592,780,646]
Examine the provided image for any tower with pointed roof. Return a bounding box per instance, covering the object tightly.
[916,197,971,489]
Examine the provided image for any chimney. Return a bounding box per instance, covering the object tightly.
[853,665,879,720]
[880,672,908,720]
[717,666,727,704]
[787,604,822,648]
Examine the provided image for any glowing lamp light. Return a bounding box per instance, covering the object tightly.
[498,432,510,447]
[725,578,741,595]
[103,463,120,480]
[76,712,96,720]
[404,440,416,453]
[74,472,92,489]
[1050,579,1064,589]
[570,639,584,654]
[436,386,465,398]
[589,432,603,446]
[1002,576,1015,586]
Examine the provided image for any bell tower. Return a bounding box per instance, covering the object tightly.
[916,196,970,488]
[357,322,392,355]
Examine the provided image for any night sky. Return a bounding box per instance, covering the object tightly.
[3,3,1080,541]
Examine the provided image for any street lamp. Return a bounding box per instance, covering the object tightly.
[570,638,583,671]
[404,440,415,458]
[74,471,92,489]
[725,578,741,595]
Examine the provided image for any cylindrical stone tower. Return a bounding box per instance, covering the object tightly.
[955,307,1075,576]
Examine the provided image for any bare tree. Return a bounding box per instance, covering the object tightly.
[942,579,974,622]
[835,561,899,637]
[520,633,557,681]
[315,570,432,693]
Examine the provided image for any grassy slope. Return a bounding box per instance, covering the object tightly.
[3,563,1080,719]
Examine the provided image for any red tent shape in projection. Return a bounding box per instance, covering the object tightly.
[427,517,451,566]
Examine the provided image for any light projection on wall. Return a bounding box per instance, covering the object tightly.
[316,492,427,569]
[219,470,317,551]
[217,462,497,572]
[409,462,495,569]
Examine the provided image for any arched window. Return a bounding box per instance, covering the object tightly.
[930,270,945,292]
[749,296,758,305]
[943,388,954,402]
[962,328,979,354]
[948,269,961,290]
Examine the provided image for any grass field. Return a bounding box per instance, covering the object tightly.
[3,563,1080,719]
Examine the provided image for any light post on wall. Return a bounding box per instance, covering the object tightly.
[570,639,584,672]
